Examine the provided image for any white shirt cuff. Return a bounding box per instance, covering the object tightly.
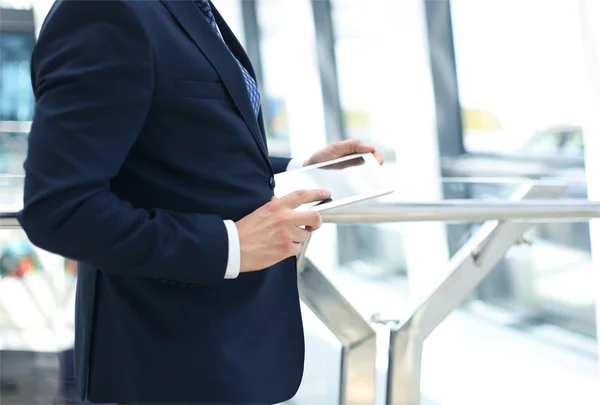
[286,158,305,171]
[223,159,302,279]
[223,220,241,279]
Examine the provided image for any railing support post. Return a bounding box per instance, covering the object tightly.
[385,182,566,404]
[298,259,377,405]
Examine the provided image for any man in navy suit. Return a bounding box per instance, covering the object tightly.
[18,1,383,404]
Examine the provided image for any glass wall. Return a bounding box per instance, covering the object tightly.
[330,0,448,297]
[212,0,245,45]
[449,0,595,338]
[331,0,402,161]
[255,0,293,155]
[0,31,34,122]
[451,0,586,158]
[256,0,326,158]
[0,29,34,176]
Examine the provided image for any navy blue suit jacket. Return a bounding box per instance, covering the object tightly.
[18,1,304,403]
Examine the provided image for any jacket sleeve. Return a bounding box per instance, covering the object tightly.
[18,0,229,285]
[269,157,292,174]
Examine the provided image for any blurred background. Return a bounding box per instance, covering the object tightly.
[0,0,599,404]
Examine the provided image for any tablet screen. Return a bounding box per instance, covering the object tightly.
[274,153,394,211]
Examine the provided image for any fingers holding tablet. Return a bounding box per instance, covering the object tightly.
[274,152,394,213]
[277,189,331,209]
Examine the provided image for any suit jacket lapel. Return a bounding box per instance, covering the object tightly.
[210,3,269,143]
[159,0,271,166]
[210,3,256,82]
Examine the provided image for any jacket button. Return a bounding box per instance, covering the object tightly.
[269,176,275,189]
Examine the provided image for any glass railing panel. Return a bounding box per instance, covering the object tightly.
[459,180,595,338]
[312,178,597,339]
[304,186,598,404]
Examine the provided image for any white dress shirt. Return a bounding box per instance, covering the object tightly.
[223,158,305,279]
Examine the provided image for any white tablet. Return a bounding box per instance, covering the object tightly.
[274,152,395,212]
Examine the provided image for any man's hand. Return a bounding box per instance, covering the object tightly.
[235,189,330,273]
[304,139,384,167]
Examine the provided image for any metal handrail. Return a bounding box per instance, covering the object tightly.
[3,200,600,229]
[322,200,600,223]
[440,176,587,184]
[0,212,19,228]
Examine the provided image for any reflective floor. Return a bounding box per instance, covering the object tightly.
[0,350,65,405]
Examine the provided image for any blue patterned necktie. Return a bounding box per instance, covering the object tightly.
[195,0,261,118]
